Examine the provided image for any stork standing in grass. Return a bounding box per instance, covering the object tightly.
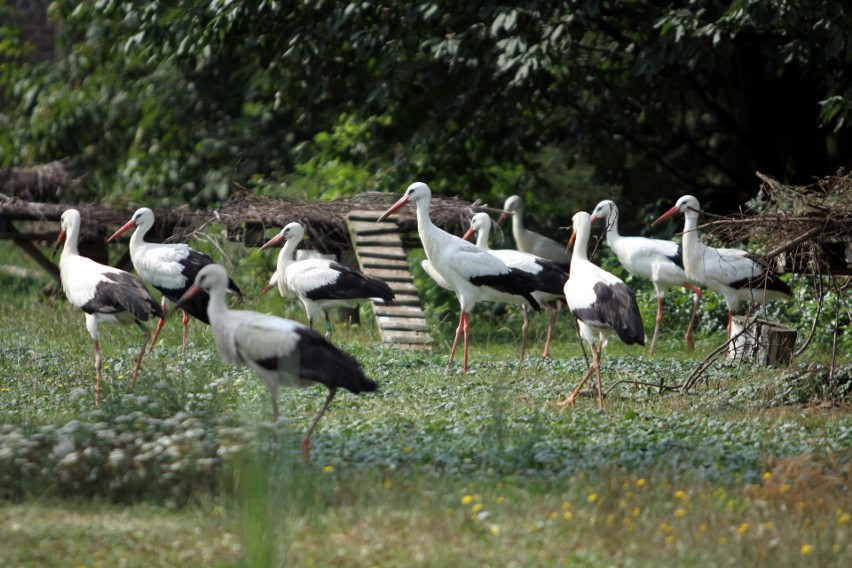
[259,222,394,341]
[590,199,703,355]
[462,211,568,359]
[108,207,242,353]
[498,195,571,268]
[176,264,377,463]
[378,182,542,371]
[560,211,645,411]
[652,195,791,338]
[56,209,164,406]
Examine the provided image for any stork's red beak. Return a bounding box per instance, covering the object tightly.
[652,206,681,227]
[589,214,599,224]
[259,233,286,251]
[175,282,202,311]
[107,219,137,242]
[567,230,577,250]
[496,210,511,227]
[461,226,476,242]
[52,229,66,260]
[377,195,410,222]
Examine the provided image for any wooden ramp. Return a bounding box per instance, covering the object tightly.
[346,210,433,350]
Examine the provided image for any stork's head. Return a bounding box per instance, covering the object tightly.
[377,181,432,222]
[590,200,616,224]
[462,212,492,242]
[108,207,155,242]
[176,264,229,308]
[652,195,701,226]
[497,195,523,226]
[260,222,305,251]
[54,209,81,257]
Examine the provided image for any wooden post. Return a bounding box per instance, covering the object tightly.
[727,316,797,366]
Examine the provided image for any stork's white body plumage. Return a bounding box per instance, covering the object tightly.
[108,207,242,352]
[260,222,394,340]
[499,195,571,268]
[590,200,703,354]
[58,209,163,406]
[176,264,377,463]
[378,182,541,371]
[463,212,568,358]
[561,211,645,410]
[653,195,791,337]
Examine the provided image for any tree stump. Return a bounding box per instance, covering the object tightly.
[727,316,797,366]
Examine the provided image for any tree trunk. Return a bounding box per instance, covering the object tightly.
[727,316,797,366]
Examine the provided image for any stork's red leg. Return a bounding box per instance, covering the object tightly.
[181,310,190,353]
[448,311,465,367]
[543,304,558,359]
[649,294,663,356]
[520,307,530,360]
[93,339,102,408]
[558,361,596,408]
[131,328,150,393]
[301,387,337,464]
[148,297,168,353]
[726,310,733,340]
[593,344,604,411]
[683,283,702,350]
[461,312,471,372]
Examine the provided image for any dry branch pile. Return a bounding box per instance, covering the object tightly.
[697,171,852,275]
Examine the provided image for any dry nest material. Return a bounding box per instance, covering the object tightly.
[697,171,852,273]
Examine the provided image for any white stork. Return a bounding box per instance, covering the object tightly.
[108,207,242,353]
[653,195,792,338]
[590,199,703,355]
[259,222,394,341]
[175,264,377,463]
[498,195,571,268]
[462,212,568,359]
[377,182,542,371]
[560,211,645,411]
[56,209,164,406]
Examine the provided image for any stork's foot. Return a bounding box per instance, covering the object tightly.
[556,395,576,408]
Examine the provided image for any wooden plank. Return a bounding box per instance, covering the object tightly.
[374,305,427,318]
[348,220,399,233]
[377,316,430,331]
[356,234,404,246]
[361,268,413,282]
[382,330,433,344]
[361,258,409,269]
[357,249,409,261]
[388,281,419,294]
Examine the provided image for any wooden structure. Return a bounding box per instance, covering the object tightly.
[727,316,797,366]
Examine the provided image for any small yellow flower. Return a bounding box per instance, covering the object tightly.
[635,478,646,487]
[718,537,727,545]
[472,503,483,513]
[800,544,813,555]
[496,496,505,505]
[838,513,851,525]
[383,480,392,489]
[562,501,571,510]
[1,387,10,392]
[322,465,333,473]
[587,493,599,504]
[659,523,673,535]
[632,506,641,518]
[674,490,689,501]
[549,511,558,520]
[665,535,675,544]
[489,524,500,536]
[698,523,708,533]
[675,508,687,518]
[762,521,774,531]
[563,511,573,521]
[737,523,750,535]
[461,495,474,505]
[403,446,412,454]
[832,544,841,554]
[762,472,772,481]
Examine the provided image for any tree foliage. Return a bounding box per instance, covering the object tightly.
[1,1,850,226]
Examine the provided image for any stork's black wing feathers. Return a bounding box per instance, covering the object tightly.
[470,268,543,312]
[290,327,378,394]
[304,262,395,302]
[573,282,645,346]
[82,272,164,321]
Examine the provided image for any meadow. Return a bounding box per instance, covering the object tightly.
[1,237,850,567]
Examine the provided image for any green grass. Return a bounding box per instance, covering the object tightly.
[1,239,851,566]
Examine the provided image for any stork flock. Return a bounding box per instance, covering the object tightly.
[51,185,791,458]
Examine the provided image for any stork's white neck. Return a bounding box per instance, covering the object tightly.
[475,225,490,249]
[278,233,300,273]
[61,218,81,258]
[571,223,591,263]
[205,283,229,326]
[603,206,621,246]
[128,219,152,255]
[680,209,700,258]
[414,196,438,246]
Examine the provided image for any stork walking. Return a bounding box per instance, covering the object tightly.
[108,207,242,353]
[56,209,164,406]
[462,212,568,359]
[498,195,571,268]
[378,182,542,371]
[652,195,791,338]
[590,199,703,355]
[560,211,645,411]
[176,264,377,463]
[259,222,394,341]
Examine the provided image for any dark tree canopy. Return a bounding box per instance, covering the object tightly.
[1,1,850,229]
